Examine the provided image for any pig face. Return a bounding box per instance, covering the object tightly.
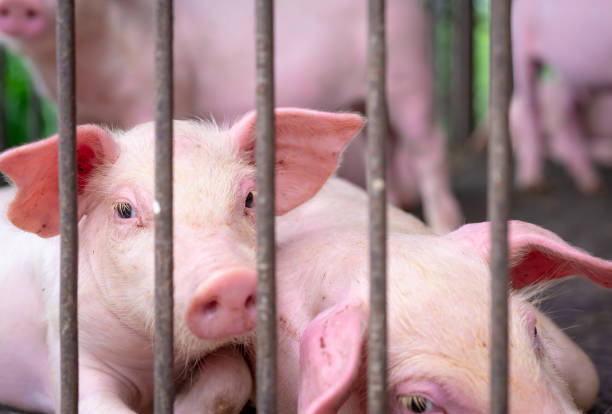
[299,221,609,413]
[0,108,363,362]
[0,0,54,41]
[384,239,580,414]
[0,0,106,52]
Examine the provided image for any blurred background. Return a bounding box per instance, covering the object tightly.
[0,0,491,148]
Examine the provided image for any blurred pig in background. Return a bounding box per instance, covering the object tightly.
[510,78,612,192]
[510,0,612,193]
[0,0,462,233]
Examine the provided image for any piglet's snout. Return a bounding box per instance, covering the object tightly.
[0,0,45,37]
[186,267,257,340]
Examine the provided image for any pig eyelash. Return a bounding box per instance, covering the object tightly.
[112,201,137,220]
[397,394,437,413]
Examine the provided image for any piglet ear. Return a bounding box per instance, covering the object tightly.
[0,125,119,237]
[298,301,367,414]
[447,220,612,289]
[230,107,364,215]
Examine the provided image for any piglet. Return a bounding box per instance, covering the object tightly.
[272,201,607,412]
[0,108,364,413]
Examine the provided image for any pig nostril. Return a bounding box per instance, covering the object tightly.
[0,8,9,17]
[244,294,255,310]
[26,9,37,19]
[202,300,218,316]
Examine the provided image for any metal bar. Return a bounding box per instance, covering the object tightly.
[0,47,6,152]
[488,0,512,412]
[153,0,174,412]
[255,0,277,412]
[451,0,473,142]
[56,0,78,412]
[367,0,388,413]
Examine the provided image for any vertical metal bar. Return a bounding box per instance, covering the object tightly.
[0,47,6,151]
[29,89,42,141]
[255,0,276,412]
[488,0,511,412]
[153,0,174,412]
[451,0,473,142]
[367,1,388,413]
[56,0,78,412]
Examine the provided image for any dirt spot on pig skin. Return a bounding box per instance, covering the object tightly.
[279,315,299,341]
[212,397,235,414]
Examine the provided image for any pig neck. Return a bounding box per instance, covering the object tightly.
[75,246,158,407]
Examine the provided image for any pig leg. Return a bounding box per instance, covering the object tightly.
[548,100,601,193]
[174,347,253,414]
[45,333,142,413]
[388,91,462,234]
[511,20,546,190]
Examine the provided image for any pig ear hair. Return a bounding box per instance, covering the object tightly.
[230,107,365,215]
[447,220,612,289]
[0,125,119,238]
[298,301,367,414]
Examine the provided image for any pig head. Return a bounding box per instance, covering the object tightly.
[294,221,609,414]
[0,107,363,412]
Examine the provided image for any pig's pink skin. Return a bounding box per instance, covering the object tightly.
[511,0,612,192]
[271,211,603,412]
[0,0,462,234]
[0,108,363,412]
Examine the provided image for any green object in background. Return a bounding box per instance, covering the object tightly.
[2,49,57,149]
[473,0,490,127]
[430,0,490,137]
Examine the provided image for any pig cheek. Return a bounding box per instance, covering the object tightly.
[103,226,155,318]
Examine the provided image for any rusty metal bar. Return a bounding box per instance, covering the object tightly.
[451,0,473,141]
[56,0,78,412]
[255,0,277,412]
[488,0,512,412]
[153,0,174,412]
[367,0,388,413]
[0,47,6,152]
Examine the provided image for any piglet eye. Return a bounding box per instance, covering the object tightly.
[398,395,434,413]
[113,201,135,219]
[245,191,256,209]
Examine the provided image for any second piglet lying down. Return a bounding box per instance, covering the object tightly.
[0,108,369,413]
[272,210,609,413]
